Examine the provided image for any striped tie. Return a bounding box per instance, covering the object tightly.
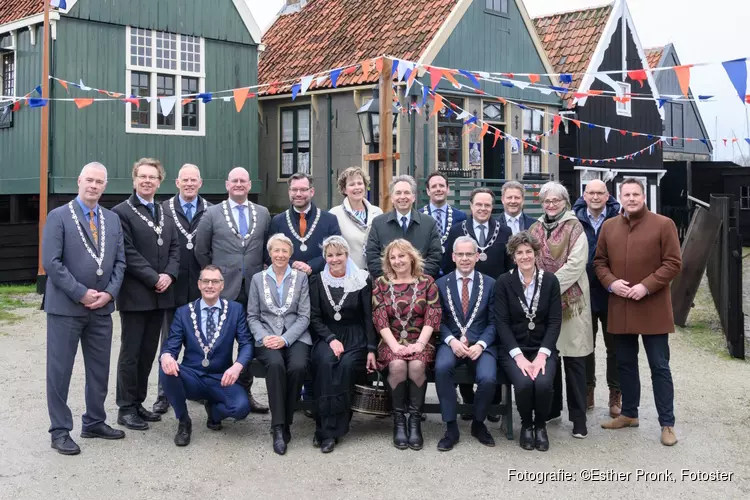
[89,210,98,245]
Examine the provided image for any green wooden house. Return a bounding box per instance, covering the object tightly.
[0,0,262,282]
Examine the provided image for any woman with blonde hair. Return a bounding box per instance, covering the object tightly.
[329,167,383,270]
[372,239,441,450]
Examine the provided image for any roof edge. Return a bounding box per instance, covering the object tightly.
[531,1,614,21]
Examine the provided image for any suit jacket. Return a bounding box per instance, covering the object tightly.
[194,199,271,301]
[247,269,311,346]
[112,193,180,311]
[498,211,537,233]
[493,269,562,355]
[161,299,253,374]
[267,204,341,275]
[419,204,467,253]
[366,209,443,278]
[42,200,126,316]
[442,216,513,279]
[436,271,497,357]
[162,196,211,306]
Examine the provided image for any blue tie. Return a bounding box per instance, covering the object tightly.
[184,203,194,222]
[401,216,408,235]
[237,205,248,237]
[146,202,155,219]
[205,306,218,342]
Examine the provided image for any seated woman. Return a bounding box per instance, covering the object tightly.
[494,232,562,452]
[309,236,377,453]
[373,239,441,451]
[248,233,311,456]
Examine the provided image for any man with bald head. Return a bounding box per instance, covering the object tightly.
[152,164,211,414]
[43,162,127,454]
[195,166,271,413]
[572,179,622,417]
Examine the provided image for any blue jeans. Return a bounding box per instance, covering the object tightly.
[616,334,675,427]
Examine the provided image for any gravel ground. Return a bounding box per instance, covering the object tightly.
[1,299,749,500]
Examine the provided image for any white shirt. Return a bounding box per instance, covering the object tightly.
[504,213,521,235]
[444,270,487,351]
[473,219,490,242]
[509,270,552,359]
[293,205,311,215]
[395,210,411,227]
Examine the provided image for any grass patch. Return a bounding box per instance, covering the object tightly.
[676,274,735,359]
[0,283,38,323]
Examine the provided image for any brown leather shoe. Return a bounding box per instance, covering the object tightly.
[248,393,269,414]
[601,415,639,429]
[586,386,595,410]
[608,389,622,418]
[661,426,678,446]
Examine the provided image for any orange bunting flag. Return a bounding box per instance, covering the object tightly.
[528,74,540,84]
[631,132,638,137]
[74,98,94,109]
[474,89,486,95]
[429,94,444,118]
[407,68,418,87]
[587,90,604,96]
[12,100,21,112]
[552,115,562,135]
[745,94,750,104]
[444,71,461,89]
[619,130,627,136]
[574,92,589,99]
[572,119,581,129]
[375,58,383,74]
[123,97,139,109]
[343,66,357,75]
[674,65,692,98]
[496,97,507,105]
[492,128,501,148]
[233,87,250,112]
[480,123,489,139]
[463,124,477,136]
[181,98,194,106]
[429,68,444,90]
[627,69,648,88]
[59,80,69,93]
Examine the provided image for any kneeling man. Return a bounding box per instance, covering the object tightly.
[159,265,253,446]
[435,236,497,450]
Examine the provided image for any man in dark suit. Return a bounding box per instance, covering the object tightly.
[267,172,341,276]
[152,164,210,415]
[420,171,466,264]
[499,181,536,234]
[366,175,442,278]
[435,236,497,451]
[43,162,127,455]
[194,166,271,413]
[112,158,180,431]
[159,265,253,447]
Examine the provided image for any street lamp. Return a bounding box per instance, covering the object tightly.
[356,87,398,146]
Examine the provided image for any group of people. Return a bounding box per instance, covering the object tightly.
[43,162,682,458]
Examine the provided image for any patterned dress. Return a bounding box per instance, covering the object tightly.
[372,275,442,370]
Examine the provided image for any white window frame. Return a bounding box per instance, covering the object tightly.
[124,26,206,136]
[522,107,545,175]
[485,0,509,16]
[741,186,750,211]
[580,169,601,196]
[616,81,632,117]
[0,31,17,104]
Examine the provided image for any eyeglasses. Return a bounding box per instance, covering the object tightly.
[585,191,607,197]
[199,279,224,286]
[542,198,564,206]
[289,188,311,194]
[454,252,477,259]
[136,175,160,181]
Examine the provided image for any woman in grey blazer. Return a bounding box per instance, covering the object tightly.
[247,233,311,456]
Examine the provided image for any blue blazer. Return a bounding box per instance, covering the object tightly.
[436,270,497,358]
[267,204,341,274]
[162,299,253,374]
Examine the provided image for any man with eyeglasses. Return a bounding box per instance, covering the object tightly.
[572,179,622,418]
[498,181,536,235]
[112,158,180,431]
[159,265,253,447]
[195,167,271,413]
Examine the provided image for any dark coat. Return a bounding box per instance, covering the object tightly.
[267,204,341,275]
[161,196,210,306]
[112,193,180,311]
[497,211,537,232]
[572,195,621,313]
[442,216,513,279]
[493,270,562,355]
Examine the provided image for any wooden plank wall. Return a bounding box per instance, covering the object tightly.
[0,223,38,282]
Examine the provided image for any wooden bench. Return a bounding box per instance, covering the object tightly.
[249,360,514,440]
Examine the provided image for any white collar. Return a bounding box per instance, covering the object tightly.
[505,212,520,222]
[396,210,411,222]
[228,198,249,209]
[587,208,605,220]
[293,205,311,215]
[454,270,474,282]
[473,219,490,231]
[429,203,447,213]
[199,298,221,310]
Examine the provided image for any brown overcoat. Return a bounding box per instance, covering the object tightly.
[593,207,682,335]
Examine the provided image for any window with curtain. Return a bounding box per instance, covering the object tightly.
[280,106,311,178]
[523,108,543,174]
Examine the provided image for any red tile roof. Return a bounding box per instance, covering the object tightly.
[258,0,459,93]
[532,3,613,104]
[0,0,43,26]
[645,46,663,69]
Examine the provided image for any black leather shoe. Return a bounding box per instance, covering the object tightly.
[136,405,162,422]
[117,412,149,431]
[249,393,269,414]
[152,396,170,415]
[437,432,459,452]
[174,418,192,447]
[519,425,535,451]
[320,438,336,453]
[487,413,502,423]
[51,435,81,455]
[80,423,125,440]
[205,402,223,431]
[460,413,474,421]
[471,422,496,447]
[535,426,550,452]
[272,425,287,455]
[283,425,291,445]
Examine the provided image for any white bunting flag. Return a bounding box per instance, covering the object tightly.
[604,127,611,142]
[300,75,314,95]
[159,96,176,117]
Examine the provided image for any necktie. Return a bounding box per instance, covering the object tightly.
[89,210,98,246]
[236,205,248,237]
[205,306,219,342]
[461,277,470,317]
[184,203,194,223]
[299,212,307,238]
[510,217,518,235]
[477,224,486,247]
[401,216,408,235]
[146,202,155,219]
[434,208,443,233]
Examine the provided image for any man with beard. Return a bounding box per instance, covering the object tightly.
[195,167,271,413]
[420,172,466,267]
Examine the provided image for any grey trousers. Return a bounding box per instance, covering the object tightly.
[47,313,113,439]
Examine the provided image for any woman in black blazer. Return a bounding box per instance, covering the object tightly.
[493,231,562,452]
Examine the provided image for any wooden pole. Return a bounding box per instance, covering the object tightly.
[378,58,394,211]
[37,1,51,281]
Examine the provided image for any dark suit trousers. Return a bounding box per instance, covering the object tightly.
[585,310,620,390]
[47,313,113,439]
[116,310,165,412]
[498,350,557,427]
[255,342,310,427]
[160,365,250,423]
[562,356,588,426]
[435,344,496,423]
[235,280,255,391]
[157,308,176,397]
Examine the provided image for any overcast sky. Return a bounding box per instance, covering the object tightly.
[248,0,750,162]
